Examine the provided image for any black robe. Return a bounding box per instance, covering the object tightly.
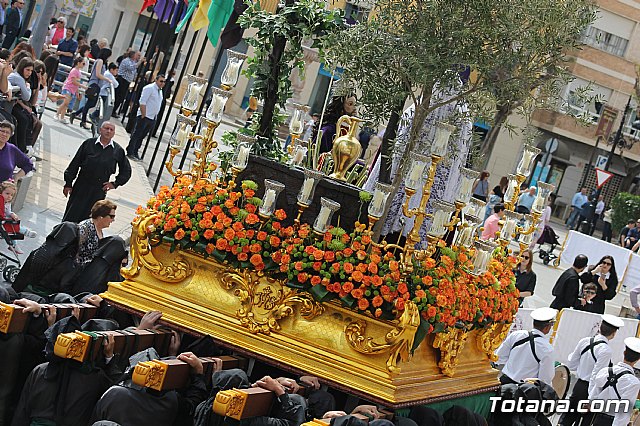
[62,138,131,223]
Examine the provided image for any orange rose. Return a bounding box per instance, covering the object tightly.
[204,229,215,240]
[313,250,324,261]
[216,238,228,251]
[424,258,436,269]
[358,298,370,310]
[372,275,383,287]
[250,254,263,266]
[224,228,235,241]
[422,275,433,285]
[324,251,335,262]
[245,214,260,225]
[395,298,405,311]
[343,263,354,274]
[352,271,364,282]
[274,209,286,221]
[256,231,267,241]
[294,261,304,271]
[174,228,186,240]
[311,275,321,285]
[427,306,437,318]
[372,295,383,308]
[205,243,215,254]
[397,282,408,294]
[250,244,262,253]
[269,236,280,247]
[367,263,378,274]
[342,282,354,293]
[389,261,399,272]
[238,252,248,261]
[351,288,364,299]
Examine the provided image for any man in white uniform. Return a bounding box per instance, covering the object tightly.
[495,307,556,386]
[588,337,640,426]
[559,314,623,426]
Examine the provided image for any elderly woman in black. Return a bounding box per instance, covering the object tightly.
[580,255,618,314]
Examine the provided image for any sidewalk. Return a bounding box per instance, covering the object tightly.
[14,112,153,257]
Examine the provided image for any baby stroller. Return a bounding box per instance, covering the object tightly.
[537,225,560,266]
[0,218,23,283]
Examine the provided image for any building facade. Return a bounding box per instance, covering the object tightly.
[485,0,640,219]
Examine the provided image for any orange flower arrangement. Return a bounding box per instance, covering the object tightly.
[141,177,520,343]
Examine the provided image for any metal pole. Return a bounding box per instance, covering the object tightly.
[145,15,195,177]
[152,29,202,191]
[580,135,601,190]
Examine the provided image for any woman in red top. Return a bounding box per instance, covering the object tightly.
[47,17,67,46]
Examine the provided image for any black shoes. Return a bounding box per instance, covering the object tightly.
[127,153,142,161]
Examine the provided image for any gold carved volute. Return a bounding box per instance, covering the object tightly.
[122,211,194,283]
[217,264,324,335]
[344,301,420,373]
[433,327,470,377]
[476,322,511,361]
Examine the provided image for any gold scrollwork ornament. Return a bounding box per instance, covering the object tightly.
[433,327,470,377]
[476,322,511,361]
[219,267,325,335]
[344,301,420,373]
[121,211,194,283]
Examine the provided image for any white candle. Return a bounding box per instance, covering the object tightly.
[501,219,516,240]
[263,189,276,213]
[176,126,189,145]
[236,146,250,168]
[186,84,199,105]
[474,251,489,272]
[409,163,424,182]
[290,117,303,134]
[292,147,305,164]
[532,194,545,213]
[371,190,385,212]
[224,62,241,85]
[316,208,330,230]
[300,179,314,202]
[209,95,224,118]
[456,227,472,247]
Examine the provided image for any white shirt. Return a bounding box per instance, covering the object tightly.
[596,200,605,215]
[101,72,118,96]
[95,138,114,150]
[495,328,555,385]
[568,334,612,383]
[137,82,163,120]
[589,362,640,426]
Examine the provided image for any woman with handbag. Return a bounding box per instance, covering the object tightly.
[70,48,113,129]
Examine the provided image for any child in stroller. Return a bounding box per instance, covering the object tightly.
[536,225,560,266]
[0,180,36,254]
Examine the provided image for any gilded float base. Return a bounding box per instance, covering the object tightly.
[103,244,501,407]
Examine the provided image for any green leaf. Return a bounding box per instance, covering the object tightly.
[411,318,431,354]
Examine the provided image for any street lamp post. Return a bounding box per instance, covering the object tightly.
[602,95,632,173]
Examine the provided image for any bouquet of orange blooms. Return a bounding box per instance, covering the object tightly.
[143,176,293,271]
[141,177,520,342]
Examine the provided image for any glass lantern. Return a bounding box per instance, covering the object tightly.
[259,179,285,217]
[515,144,542,177]
[289,103,309,135]
[231,134,257,171]
[463,197,486,218]
[169,115,196,150]
[431,122,456,157]
[503,174,520,206]
[313,197,341,234]
[457,168,480,204]
[206,87,233,123]
[220,50,248,89]
[428,200,456,238]
[297,169,323,206]
[499,210,520,241]
[182,74,207,111]
[518,214,535,246]
[455,214,481,247]
[531,182,555,214]
[368,182,394,219]
[471,240,496,275]
[405,152,431,191]
[289,144,308,167]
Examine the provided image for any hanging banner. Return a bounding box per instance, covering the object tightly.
[60,0,99,18]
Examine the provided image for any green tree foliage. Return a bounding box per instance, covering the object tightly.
[611,192,640,235]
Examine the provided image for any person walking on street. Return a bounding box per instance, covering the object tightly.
[550,254,588,310]
[602,208,613,243]
[588,337,640,426]
[495,307,557,387]
[591,194,605,235]
[1,0,22,50]
[472,171,490,202]
[559,314,623,426]
[125,74,165,161]
[566,187,588,229]
[62,121,131,223]
[112,50,143,118]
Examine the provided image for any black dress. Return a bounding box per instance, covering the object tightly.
[62,138,131,223]
[514,268,536,306]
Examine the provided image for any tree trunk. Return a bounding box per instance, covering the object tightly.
[621,162,640,192]
[379,100,405,184]
[31,0,56,58]
[479,103,511,168]
[257,0,295,141]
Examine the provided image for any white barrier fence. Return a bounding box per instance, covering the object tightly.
[508,308,640,365]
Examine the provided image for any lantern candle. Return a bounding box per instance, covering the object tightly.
[503,174,520,205]
[516,144,542,177]
[431,122,456,157]
[291,146,306,165]
[428,201,456,238]
[500,211,520,241]
[531,182,554,214]
[298,169,323,206]
[258,179,285,217]
[313,197,340,234]
[300,179,314,202]
[405,152,430,190]
[236,146,250,167]
[457,168,480,204]
[368,182,393,219]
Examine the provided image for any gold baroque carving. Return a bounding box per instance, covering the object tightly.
[121,211,194,283]
[433,327,470,377]
[344,301,420,373]
[219,266,325,335]
[476,322,511,362]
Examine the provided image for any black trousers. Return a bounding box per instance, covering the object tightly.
[126,116,155,157]
[499,374,517,385]
[558,378,589,425]
[602,221,612,243]
[113,75,130,114]
[591,413,614,426]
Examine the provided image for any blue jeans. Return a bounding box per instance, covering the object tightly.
[566,207,581,228]
[126,116,155,157]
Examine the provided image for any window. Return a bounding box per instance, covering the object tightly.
[344,2,370,23]
[582,26,629,57]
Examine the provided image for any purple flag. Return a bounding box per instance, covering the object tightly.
[154,0,177,23]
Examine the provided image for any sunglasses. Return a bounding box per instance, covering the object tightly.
[521,255,530,259]
[584,290,596,294]
[602,262,612,266]
[108,214,116,219]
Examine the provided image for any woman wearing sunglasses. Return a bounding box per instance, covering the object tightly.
[580,255,618,314]
[514,248,537,307]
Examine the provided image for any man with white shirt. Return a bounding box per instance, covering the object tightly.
[495,307,557,386]
[559,314,623,426]
[125,74,166,161]
[590,194,606,236]
[588,337,640,426]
